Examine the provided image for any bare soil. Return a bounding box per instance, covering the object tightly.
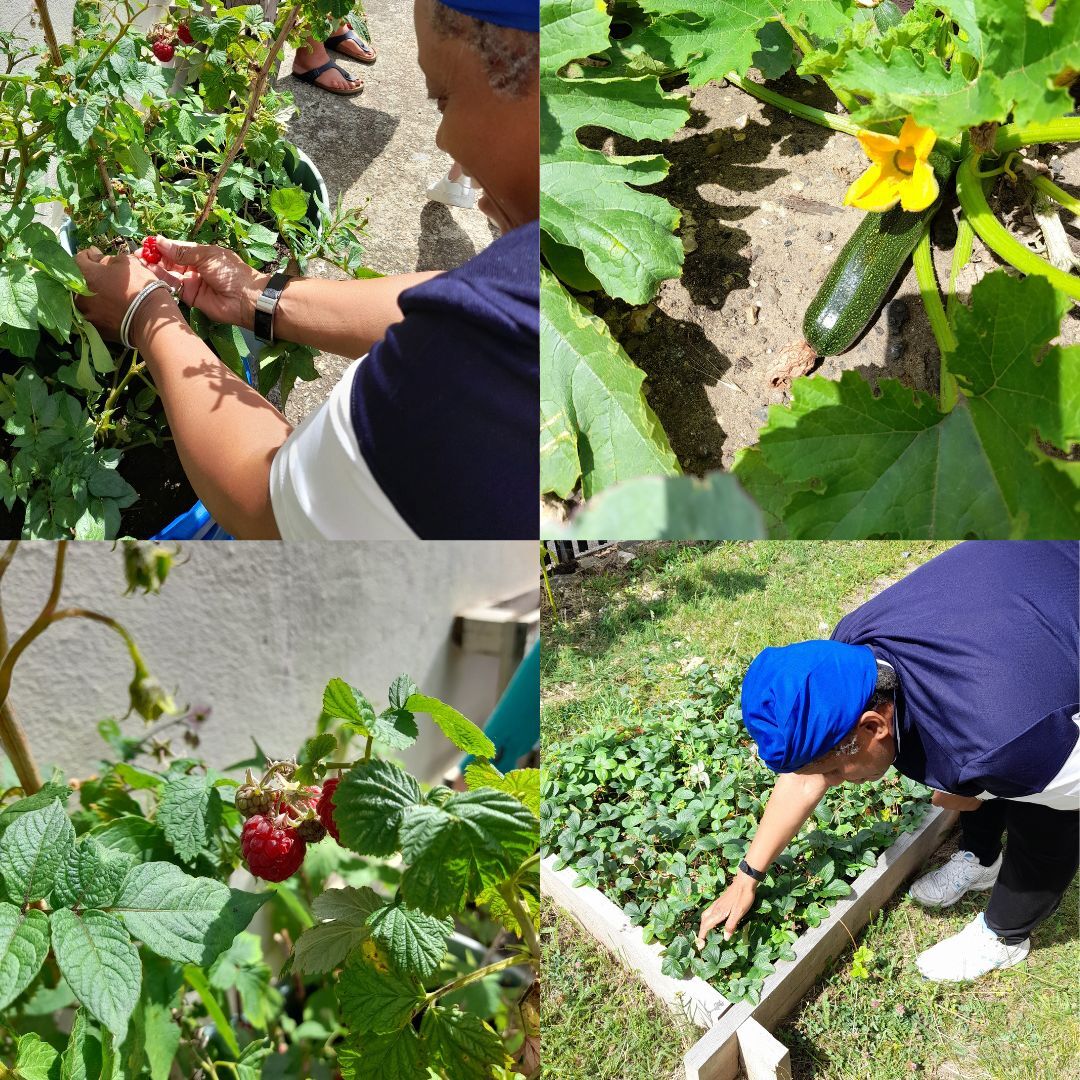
[580,72,1080,475]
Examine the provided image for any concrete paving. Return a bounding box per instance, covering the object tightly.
[275,0,499,423]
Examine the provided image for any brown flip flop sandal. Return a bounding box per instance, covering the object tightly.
[325,28,377,64]
[291,59,364,96]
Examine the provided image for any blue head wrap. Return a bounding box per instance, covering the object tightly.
[740,641,878,772]
[436,1,538,31]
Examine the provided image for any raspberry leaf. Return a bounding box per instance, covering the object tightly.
[387,673,418,710]
[337,1028,427,1080]
[158,775,222,864]
[0,776,72,840]
[365,904,453,980]
[399,790,539,917]
[464,763,542,817]
[334,761,422,857]
[51,836,134,910]
[86,816,172,863]
[50,908,141,1042]
[421,1005,511,1080]
[371,707,419,751]
[0,903,49,1011]
[293,887,384,976]
[322,677,377,732]
[0,798,75,903]
[107,862,267,966]
[404,695,495,759]
[336,950,425,1035]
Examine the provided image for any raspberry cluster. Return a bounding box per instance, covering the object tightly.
[236,764,344,882]
[140,236,160,264]
[149,23,194,64]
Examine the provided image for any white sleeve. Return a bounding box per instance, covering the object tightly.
[269,357,418,540]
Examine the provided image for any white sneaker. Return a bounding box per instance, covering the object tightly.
[915,913,1030,982]
[908,850,1001,908]
[427,174,478,209]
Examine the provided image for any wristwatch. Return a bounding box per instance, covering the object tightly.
[253,271,291,343]
[738,857,767,883]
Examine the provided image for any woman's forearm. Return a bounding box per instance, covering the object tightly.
[262,272,439,358]
[744,771,831,870]
[133,293,291,539]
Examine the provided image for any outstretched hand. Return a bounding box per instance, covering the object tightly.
[695,874,758,949]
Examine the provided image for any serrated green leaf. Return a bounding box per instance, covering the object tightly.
[421,1004,511,1080]
[293,887,383,976]
[108,862,266,966]
[464,763,541,817]
[388,673,418,710]
[322,678,378,733]
[0,798,75,903]
[269,185,309,224]
[0,902,49,1011]
[541,0,688,303]
[735,272,1080,537]
[405,694,495,758]
[87,816,172,863]
[52,836,134,910]
[399,789,538,917]
[0,777,71,836]
[337,1028,427,1080]
[366,904,453,980]
[157,775,222,863]
[337,950,425,1035]
[564,471,765,539]
[13,1032,61,1080]
[541,269,680,499]
[334,760,422,856]
[51,908,141,1042]
[60,1008,102,1080]
[372,707,420,750]
[298,732,338,767]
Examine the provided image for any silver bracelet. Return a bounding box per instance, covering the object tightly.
[120,280,170,350]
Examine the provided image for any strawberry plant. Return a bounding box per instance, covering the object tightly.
[0,543,540,1078]
[540,0,1080,538]
[0,0,371,538]
[542,660,929,1005]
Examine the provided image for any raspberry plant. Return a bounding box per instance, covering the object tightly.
[542,660,929,1005]
[0,0,372,537]
[541,0,1080,537]
[0,545,540,1078]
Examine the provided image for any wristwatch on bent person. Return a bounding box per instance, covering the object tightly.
[738,857,768,883]
[253,271,292,343]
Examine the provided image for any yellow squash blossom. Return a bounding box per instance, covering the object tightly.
[844,117,939,213]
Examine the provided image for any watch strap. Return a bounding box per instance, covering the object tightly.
[253,270,291,343]
[739,857,767,882]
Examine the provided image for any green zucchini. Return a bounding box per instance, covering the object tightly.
[803,150,956,357]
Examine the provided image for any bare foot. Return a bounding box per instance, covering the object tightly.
[327,20,376,62]
[292,39,362,93]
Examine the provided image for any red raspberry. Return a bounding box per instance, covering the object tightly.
[177,24,194,45]
[317,778,341,843]
[241,815,307,881]
[152,40,175,62]
[141,236,161,264]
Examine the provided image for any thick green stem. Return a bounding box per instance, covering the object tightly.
[779,20,860,114]
[425,953,525,1007]
[1025,172,1080,217]
[956,154,1080,301]
[95,357,146,438]
[994,118,1080,153]
[912,231,958,411]
[946,216,974,323]
[725,72,864,138]
[498,881,542,962]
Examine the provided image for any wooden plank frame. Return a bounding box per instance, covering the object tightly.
[542,805,959,1080]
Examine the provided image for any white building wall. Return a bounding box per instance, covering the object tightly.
[2,541,536,784]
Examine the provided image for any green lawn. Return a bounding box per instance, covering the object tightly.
[542,542,1079,1079]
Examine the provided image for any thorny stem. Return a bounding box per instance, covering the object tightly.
[192,4,301,232]
[95,153,120,215]
[499,882,542,961]
[78,2,150,91]
[911,230,958,411]
[725,72,865,138]
[32,0,63,67]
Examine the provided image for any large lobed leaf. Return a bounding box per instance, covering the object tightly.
[733,272,1079,537]
[541,268,679,499]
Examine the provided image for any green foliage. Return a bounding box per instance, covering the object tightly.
[542,662,930,1004]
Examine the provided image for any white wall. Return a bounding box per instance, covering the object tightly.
[2,542,537,783]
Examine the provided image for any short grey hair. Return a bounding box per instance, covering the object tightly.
[428,0,538,99]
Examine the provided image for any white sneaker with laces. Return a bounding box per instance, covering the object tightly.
[908,850,1001,908]
[426,174,479,209]
[915,913,1030,982]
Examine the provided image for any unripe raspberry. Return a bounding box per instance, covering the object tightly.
[241,815,306,882]
[236,783,271,819]
[317,778,341,843]
[296,818,328,843]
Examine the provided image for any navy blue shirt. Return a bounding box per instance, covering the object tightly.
[350,220,539,539]
[832,542,1079,798]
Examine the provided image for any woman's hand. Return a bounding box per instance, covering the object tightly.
[931,790,984,812]
[74,247,179,342]
[696,873,758,948]
[151,237,270,329]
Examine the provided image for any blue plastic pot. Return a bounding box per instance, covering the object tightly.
[58,143,328,540]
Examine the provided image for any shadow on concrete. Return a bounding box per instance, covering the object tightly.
[416,201,476,271]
